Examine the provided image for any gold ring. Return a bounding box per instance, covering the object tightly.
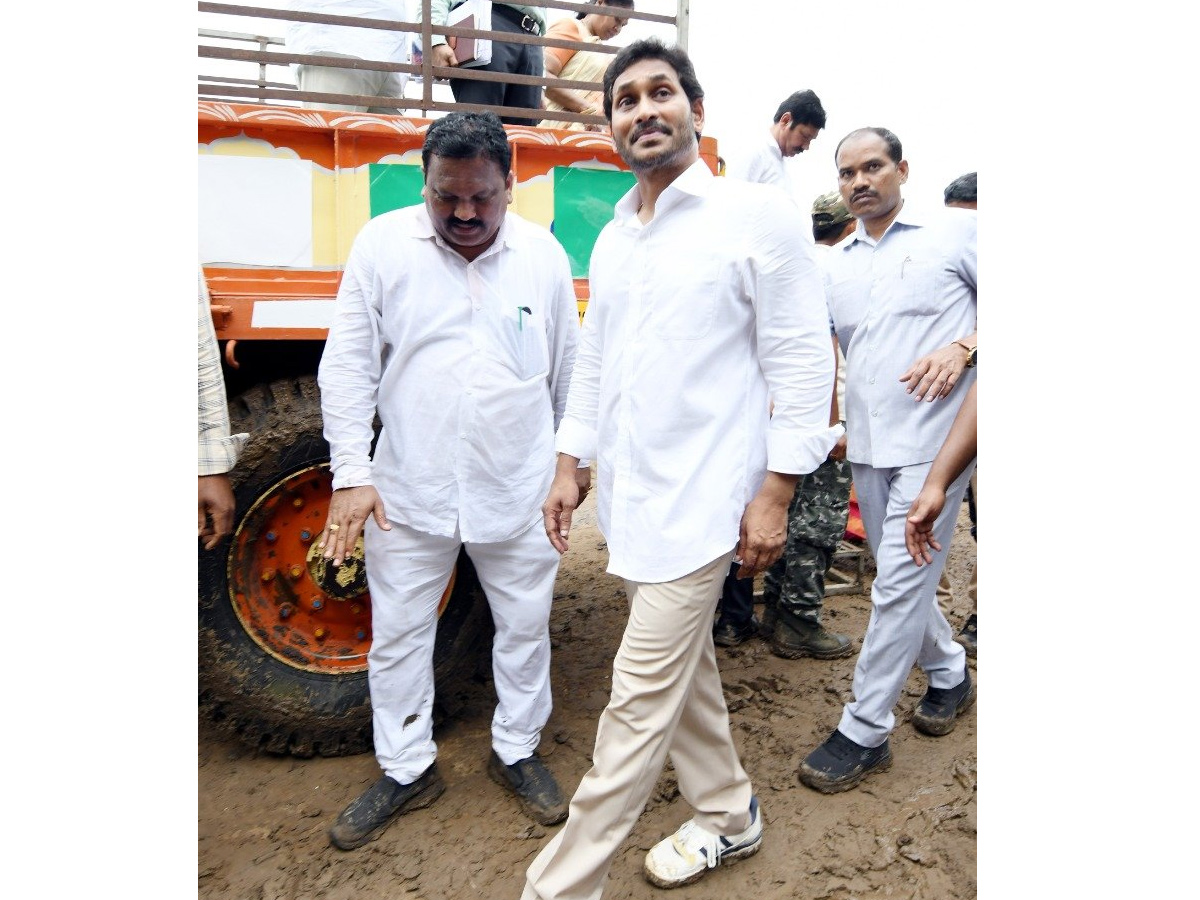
[328,524,340,532]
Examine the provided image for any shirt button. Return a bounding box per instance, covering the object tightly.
[872,410,879,417]
[869,377,876,384]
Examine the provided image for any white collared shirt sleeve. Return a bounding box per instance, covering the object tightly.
[318,227,384,491]
[749,190,842,474]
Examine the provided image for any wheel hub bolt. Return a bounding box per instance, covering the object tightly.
[265,531,278,544]
[300,530,313,542]
[311,598,324,610]
[313,626,327,640]
[289,564,304,580]
[261,568,276,582]
[292,497,305,509]
[279,603,294,619]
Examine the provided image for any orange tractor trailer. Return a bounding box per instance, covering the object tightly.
[198,91,719,755]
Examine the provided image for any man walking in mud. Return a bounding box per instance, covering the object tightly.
[316,111,586,849]
[523,38,841,897]
[798,127,977,794]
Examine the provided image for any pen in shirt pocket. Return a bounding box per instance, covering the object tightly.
[901,256,911,278]
[518,305,532,330]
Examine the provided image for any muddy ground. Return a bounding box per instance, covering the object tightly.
[199,494,977,900]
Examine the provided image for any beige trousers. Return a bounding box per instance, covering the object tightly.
[936,470,978,619]
[522,551,753,900]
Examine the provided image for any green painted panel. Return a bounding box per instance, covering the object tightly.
[552,167,636,278]
[369,164,424,217]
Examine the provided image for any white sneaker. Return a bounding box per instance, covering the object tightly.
[642,795,763,888]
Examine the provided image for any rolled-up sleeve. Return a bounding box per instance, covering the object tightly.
[198,268,248,475]
[749,194,843,474]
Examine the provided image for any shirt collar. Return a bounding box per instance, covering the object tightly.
[613,157,714,224]
[412,204,519,259]
[845,197,926,247]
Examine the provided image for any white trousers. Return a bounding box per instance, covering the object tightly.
[839,460,975,747]
[522,551,752,900]
[363,516,560,784]
[296,52,409,113]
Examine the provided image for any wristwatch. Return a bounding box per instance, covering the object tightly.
[954,340,977,368]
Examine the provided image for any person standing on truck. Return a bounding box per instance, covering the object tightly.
[797,127,977,794]
[419,2,546,126]
[316,111,586,850]
[524,39,841,897]
[285,0,413,113]
[198,266,247,550]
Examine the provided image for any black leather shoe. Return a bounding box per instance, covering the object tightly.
[328,765,445,850]
[912,670,976,736]
[713,616,760,647]
[798,729,892,794]
[488,751,567,825]
[955,614,977,658]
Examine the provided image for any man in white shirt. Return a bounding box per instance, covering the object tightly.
[286,1,412,113]
[316,111,584,850]
[724,89,826,191]
[523,39,841,898]
[798,127,977,794]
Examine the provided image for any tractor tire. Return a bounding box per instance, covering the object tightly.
[199,375,492,757]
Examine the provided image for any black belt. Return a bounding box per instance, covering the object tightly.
[492,4,542,36]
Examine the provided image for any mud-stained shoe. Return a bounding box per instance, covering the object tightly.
[954,614,977,658]
[912,670,975,736]
[643,795,763,889]
[328,765,445,850]
[798,729,892,794]
[713,616,760,647]
[770,612,853,660]
[757,604,778,639]
[487,750,567,825]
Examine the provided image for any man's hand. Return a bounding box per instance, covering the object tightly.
[198,474,236,551]
[734,472,797,578]
[543,455,583,553]
[899,342,970,402]
[320,485,390,566]
[828,433,848,461]
[905,485,947,566]
[574,464,592,506]
[431,43,458,68]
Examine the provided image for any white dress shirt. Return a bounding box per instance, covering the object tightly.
[555,160,842,583]
[286,1,412,66]
[823,204,977,468]
[319,204,579,543]
[726,130,788,190]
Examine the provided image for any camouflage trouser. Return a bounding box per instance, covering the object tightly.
[761,457,852,624]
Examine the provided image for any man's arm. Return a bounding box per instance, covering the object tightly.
[905,380,978,565]
[316,233,391,565]
[735,191,842,575]
[198,267,248,550]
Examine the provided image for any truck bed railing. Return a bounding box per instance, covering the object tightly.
[198,1,688,129]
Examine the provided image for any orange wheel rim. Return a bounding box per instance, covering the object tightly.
[227,464,455,674]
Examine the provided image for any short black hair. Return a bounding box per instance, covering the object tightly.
[774,90,826,129]
[944,172,977,205]
[577,0,634,19]
[834,127,903,165]
[602,37,704,121]
[421,111,511,177]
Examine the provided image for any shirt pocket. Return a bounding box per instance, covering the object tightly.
[826,276,872,335]
[649,259,718,341]
[505,305,549,381]
[892,257,949,317]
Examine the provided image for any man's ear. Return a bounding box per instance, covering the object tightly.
[691,97,705,136]
[898,159,909,184]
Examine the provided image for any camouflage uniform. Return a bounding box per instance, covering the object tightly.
[761,456,852,624]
